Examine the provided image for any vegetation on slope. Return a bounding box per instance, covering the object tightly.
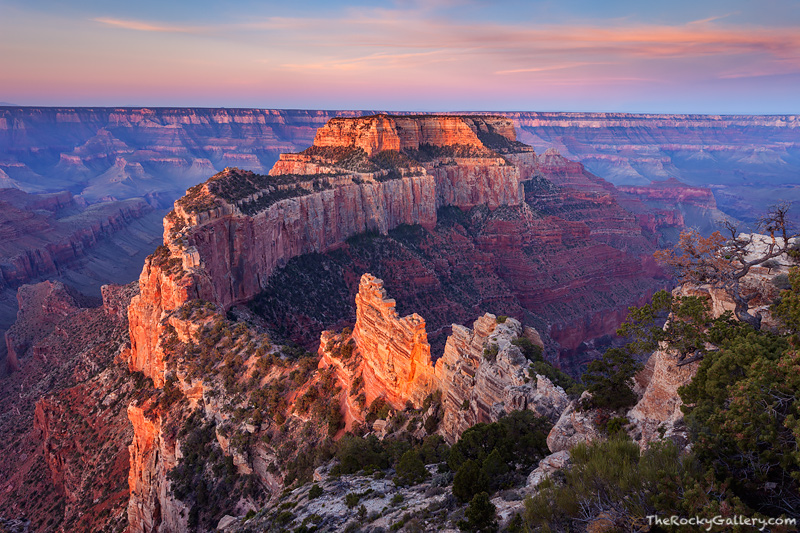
[522,223,800,530]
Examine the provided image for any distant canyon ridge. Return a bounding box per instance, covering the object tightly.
[2,107,797,221]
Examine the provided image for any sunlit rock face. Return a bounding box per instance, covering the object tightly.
[353,273,437,410]
[320,273,568,444]
[121,113,686,524]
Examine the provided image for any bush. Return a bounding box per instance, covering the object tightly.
[448,410,549,474]
[424,410,441,433]
[334,435,390,475]
[511,338,542,362]
[365,397,391,425]
[394,450,429,487]
[605,416,628,436]
[345,492,360,508]
[580,348,641,410]
[495,315,508,324]
[773,273,791,290]
[326,404,344,437]
[523,437,747,531]
[482,344,499,362]
[458,492,498,532]
[308,483,323,499]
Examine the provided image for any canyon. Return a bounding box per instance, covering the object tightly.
[2,107,795,222]
[2,107,786,362]
[0,109,795,531]
[115,114,676,531]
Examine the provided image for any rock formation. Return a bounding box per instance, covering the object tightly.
[320,273,569,444]
[352,273,437,409]
[546,391,603,453]
[127,114,532,387]
[119,114,687,530]
[434,314,569,443]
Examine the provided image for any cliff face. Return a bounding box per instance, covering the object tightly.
[434,314,569,443]
[0,281,137,533]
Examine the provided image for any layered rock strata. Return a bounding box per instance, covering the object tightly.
[353,273,437,409]
[320,274,569,444]
[123,115,538,531]
[0,189,154,292]
[0,282,137,532]
[127,114,531,387]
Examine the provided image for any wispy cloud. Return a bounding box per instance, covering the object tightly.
[495,63,601,75]
[92,17,205,33]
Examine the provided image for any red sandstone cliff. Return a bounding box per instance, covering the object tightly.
[352,273,437,409]
[126,114,529,387]
[121,114,676,530]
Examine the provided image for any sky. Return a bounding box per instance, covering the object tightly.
[1,0,799,113]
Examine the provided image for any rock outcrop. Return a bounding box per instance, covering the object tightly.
[127,114,531,387]
[353,273,437,409]
[546,392,603,453]
[320,274,569,444]
[127,400,189,533]
[526,450,571,490]
[434,314,568,443]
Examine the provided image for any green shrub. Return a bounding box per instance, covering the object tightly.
[452,459,488,503]
[522,437,747,532]
[308,483,323,499]
[345,492,360,508]
[333,435,390,475]
[458,492,498,533]
[482,344,499,362]
[511,338,542,362]
[605,416,628,436]
[496,315,508,324]
[394,450,429,487]
[580,348,641,410]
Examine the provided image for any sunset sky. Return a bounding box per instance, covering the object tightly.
[1,0,799,113]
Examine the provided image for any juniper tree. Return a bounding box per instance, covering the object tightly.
[655,203,797,330]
